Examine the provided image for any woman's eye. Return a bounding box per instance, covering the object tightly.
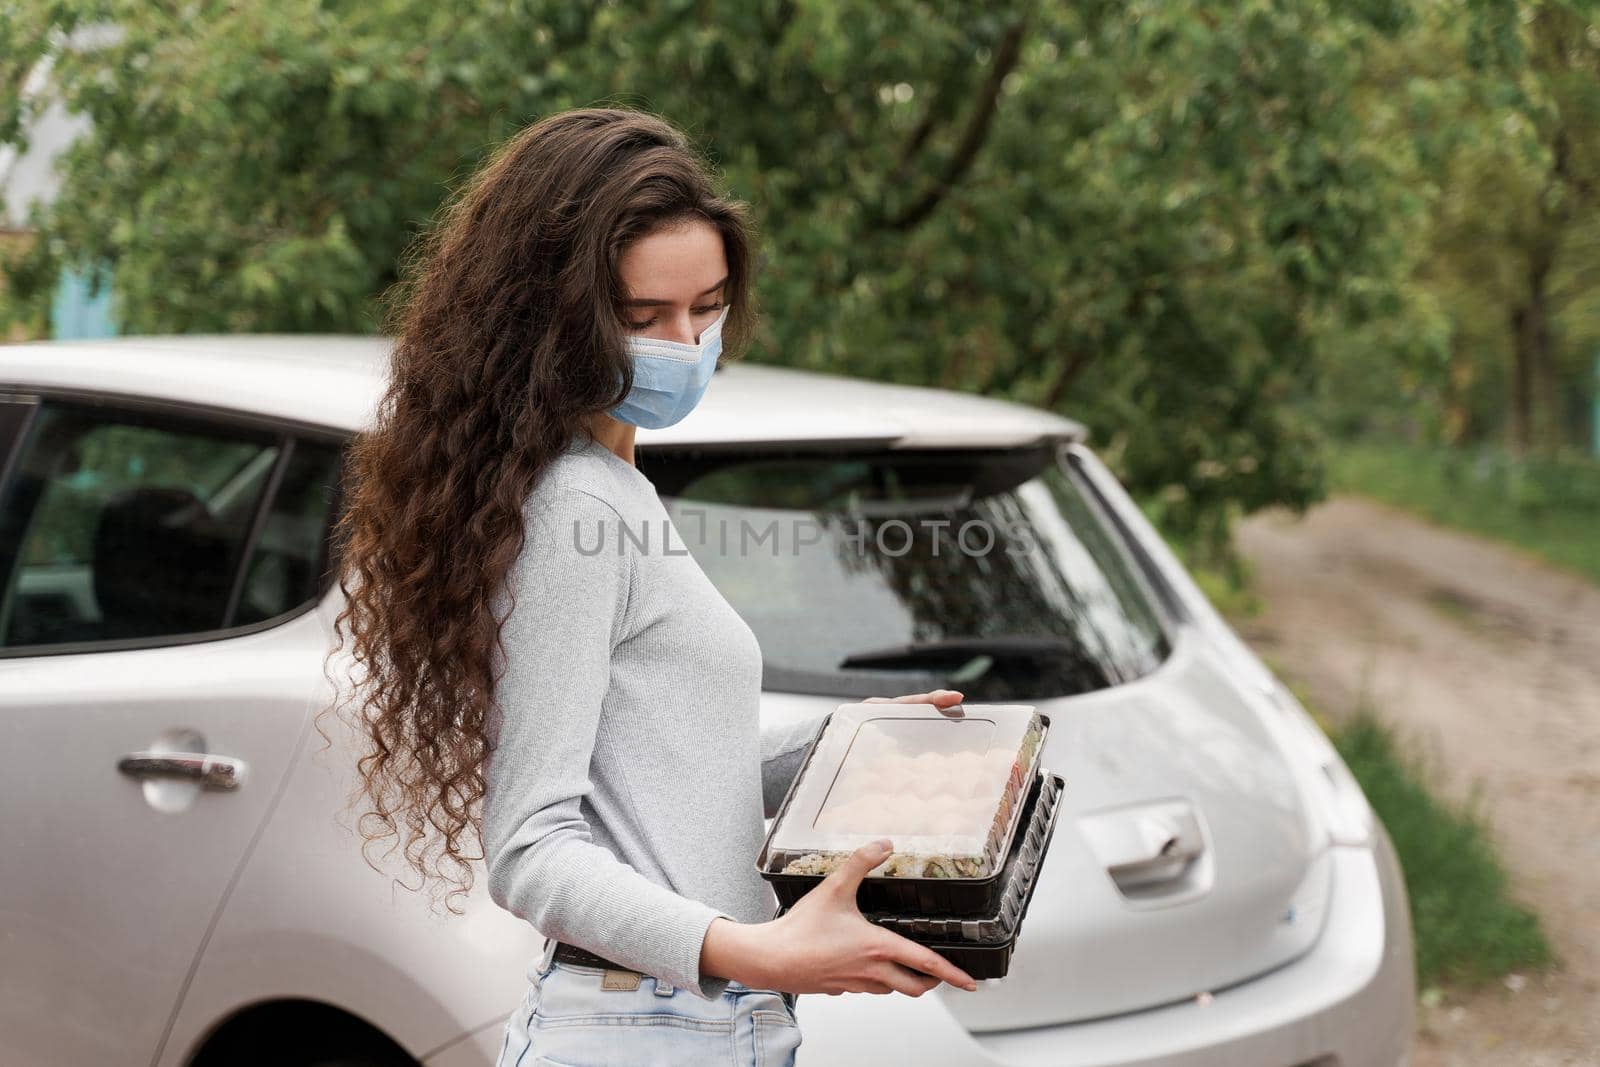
[626,303,723,332]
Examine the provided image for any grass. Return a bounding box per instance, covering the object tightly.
[1330,441,1600,585]
[1332,709,1554,990]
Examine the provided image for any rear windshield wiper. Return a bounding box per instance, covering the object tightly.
[839,636,1087,671]
[835,636,1116,697]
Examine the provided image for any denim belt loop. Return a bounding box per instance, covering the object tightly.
[653,976,674,996]
[536,936,558,974]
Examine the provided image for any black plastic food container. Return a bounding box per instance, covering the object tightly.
[757,709,1051,916]
[775,770,1065,980]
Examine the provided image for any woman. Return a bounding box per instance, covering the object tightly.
[329,106,977,1067]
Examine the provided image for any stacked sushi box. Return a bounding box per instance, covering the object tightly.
[756,702,1062,979]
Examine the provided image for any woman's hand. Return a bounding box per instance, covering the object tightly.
[862,688,964,708]
[703,839,979,996]
[700,687,978,995]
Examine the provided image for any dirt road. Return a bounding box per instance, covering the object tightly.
[1236,496,1599,1067]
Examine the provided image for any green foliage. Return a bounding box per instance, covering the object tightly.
[1139,492,1263,618]
[2,0,1431,542]
[1321,0,1600,452]
[2,0,588,333]
[1334,710,1553,989]
[1332,439,1600,582]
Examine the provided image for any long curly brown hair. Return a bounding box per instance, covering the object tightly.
[317,106,761,914]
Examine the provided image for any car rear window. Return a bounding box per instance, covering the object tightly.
[645,444,1169,701]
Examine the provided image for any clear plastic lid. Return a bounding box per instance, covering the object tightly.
[866,771,1065,941]
[763,702,1045,880]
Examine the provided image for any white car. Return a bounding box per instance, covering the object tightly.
[0,334,1414,1067]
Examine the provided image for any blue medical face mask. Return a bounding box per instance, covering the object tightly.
[609,304,730,429]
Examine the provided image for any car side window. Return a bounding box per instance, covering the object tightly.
[0,396,38,483]
[0,398,343,653]
[232,436,344,626]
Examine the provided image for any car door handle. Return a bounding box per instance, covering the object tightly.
[1105,816,1203,886]
[1079,801,1206,890]
[117,750,249,791]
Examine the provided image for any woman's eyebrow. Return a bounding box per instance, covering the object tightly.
[623,275,729,307]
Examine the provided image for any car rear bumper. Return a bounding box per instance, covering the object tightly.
[424,825,1413,1067]
[790,821,1414,1067]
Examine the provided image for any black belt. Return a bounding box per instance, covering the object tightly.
[548,940,799,1011]
[550,940,631,971]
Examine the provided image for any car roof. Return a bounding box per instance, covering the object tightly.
[0,334,1086,449]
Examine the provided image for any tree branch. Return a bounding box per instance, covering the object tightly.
[1041,348,1094,410]
[1040,281,1160,409]
[887,66,968,187]
[885,15,1027,232]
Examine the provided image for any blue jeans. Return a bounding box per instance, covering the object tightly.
[496,955,802,1067]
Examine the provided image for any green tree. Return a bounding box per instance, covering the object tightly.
[4,0,1425,550]
[1321,0,1600,455]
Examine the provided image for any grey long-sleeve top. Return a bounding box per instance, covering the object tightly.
[482,431,826,999]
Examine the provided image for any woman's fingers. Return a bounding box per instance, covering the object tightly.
[818,838,893,900]
[886,933,979,992]
[872,961,942,997]
[845,968,933,996]
[863,689,964,706]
